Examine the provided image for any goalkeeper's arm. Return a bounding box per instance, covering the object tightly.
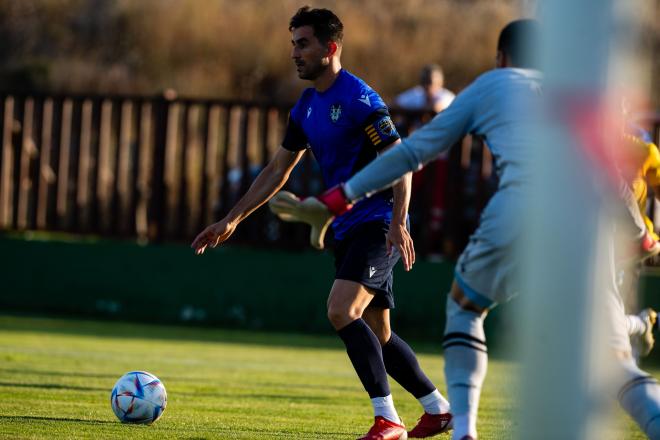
[319,85,475,213]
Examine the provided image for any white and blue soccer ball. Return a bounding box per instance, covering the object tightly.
[110,371,167,424]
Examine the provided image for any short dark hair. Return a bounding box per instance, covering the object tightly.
[289,6,344,44]
[497,19,540,68]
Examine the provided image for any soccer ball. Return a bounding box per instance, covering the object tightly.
[110,371,167,424]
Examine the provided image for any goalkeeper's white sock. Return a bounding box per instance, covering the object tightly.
[452,413,477,440]
[443,296,487,440]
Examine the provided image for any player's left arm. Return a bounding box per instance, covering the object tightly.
[383,139,415,271]
[360,103,415,270]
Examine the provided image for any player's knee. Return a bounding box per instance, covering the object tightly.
[361,310,390,345]
[372,327,391,346]
[326,307,343,328]
[450,281,488,315]
[327,304,361,329]
[444,295,486,340]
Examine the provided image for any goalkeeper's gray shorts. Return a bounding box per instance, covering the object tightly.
[454,188,522,309]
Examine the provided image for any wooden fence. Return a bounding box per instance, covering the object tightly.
[0,93,296,244]
[0,91,658,256]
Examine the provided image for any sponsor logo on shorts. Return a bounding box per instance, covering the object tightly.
[369,266,377,278]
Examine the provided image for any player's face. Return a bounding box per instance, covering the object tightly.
[291,26,329,80]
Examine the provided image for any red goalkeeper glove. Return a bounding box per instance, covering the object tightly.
[316,184,353,216]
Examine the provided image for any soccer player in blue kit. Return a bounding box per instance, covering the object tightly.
[192,6,452,440]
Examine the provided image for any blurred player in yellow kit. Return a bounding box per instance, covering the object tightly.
[620,123,660,361]
[627,127,660,250]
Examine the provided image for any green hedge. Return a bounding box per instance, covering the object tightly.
[3,236,658,357]
[0,237,459,339]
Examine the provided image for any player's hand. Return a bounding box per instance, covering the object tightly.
[386,222,415,271]
[191,218,237,255]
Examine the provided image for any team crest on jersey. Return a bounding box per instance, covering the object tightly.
[330,104,342,123]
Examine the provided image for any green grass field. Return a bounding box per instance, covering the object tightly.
[0,315,652,439]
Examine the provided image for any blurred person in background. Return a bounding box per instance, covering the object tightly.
[622,122,660,261]
[618,121,660,360]
[394,64,458,261]
[192,6,452,440]
[395,64,455,114]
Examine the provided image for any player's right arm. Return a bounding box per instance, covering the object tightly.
[191,146,305,254]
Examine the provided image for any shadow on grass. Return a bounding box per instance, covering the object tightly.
[0,415,358,438]
[0,313,347,351]
[0,415,115,425]
[0,313,452,355]
[174,390,332,401]
[0,381,106,392]
[204,425,356,439]
[255,381,357,393]
[0,367,215,384]
[0,368,117,380]
[0,368,360,394]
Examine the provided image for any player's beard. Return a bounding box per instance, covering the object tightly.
[297,59,327,80]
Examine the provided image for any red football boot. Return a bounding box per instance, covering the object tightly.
[358,416,408,440]
[408,412,453,438]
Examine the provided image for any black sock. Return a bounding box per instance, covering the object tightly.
[382,332,435,398]
[337,319,390,398]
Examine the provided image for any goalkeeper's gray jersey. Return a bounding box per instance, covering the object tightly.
[345,67,542,200]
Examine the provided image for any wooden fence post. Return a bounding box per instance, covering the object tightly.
[147,90,176,242]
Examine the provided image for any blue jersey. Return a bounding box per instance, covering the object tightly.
[282,69,401,240]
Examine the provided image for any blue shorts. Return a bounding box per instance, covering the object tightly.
[333,221,398,309]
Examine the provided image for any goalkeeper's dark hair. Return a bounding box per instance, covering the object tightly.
[497,19,540,69]
[289,6,343,44]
